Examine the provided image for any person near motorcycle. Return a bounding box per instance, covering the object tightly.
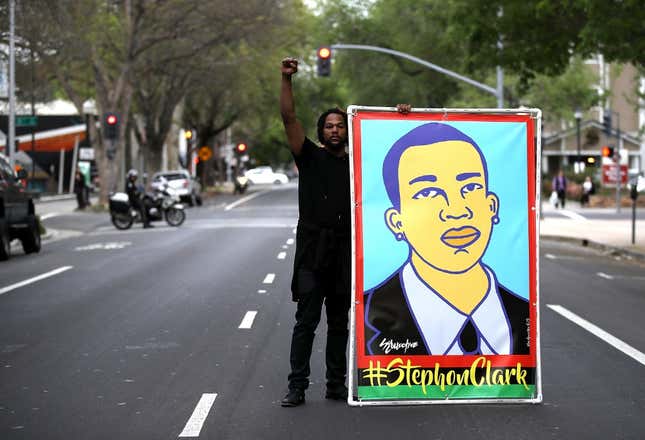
[126,169,153,228]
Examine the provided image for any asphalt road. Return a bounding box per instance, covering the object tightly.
[1,184,645,439]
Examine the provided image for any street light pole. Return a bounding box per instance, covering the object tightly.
[615,112,621,214]
[8,0,16,168]
[574,109,582,174]
[330,44,503,107]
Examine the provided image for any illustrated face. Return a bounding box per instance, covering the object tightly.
[386,140,499,273]
[322,113,347,149]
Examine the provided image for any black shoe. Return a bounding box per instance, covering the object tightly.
[281,389,305,407]
[143,223,154,228]
[325,384,348,400]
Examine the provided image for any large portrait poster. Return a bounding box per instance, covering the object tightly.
[348,107,542,405]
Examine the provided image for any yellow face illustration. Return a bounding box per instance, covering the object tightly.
[386,140,499,274]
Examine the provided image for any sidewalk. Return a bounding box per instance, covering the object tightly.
[540,201,645,261]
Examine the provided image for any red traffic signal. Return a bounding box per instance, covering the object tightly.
[601,146,614,158]
[317,46,332,77]
[104,112,119,140]
[236,143,248,153]
[318,46,331,59]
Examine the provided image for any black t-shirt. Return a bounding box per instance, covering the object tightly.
[293,137,351,232]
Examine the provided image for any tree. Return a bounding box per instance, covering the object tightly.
[14,0,156,204]
[523,57,600,124]
[452,0,645,80]
[132,0,297,179]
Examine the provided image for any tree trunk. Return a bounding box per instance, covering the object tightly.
[144,147,162,182]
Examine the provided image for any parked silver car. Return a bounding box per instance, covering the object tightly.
[151,170,202,206]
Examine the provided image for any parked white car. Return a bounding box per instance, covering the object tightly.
[151,170,202,206]
[244,167,289,185]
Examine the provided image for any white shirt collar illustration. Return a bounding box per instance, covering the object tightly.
[401,262,511,355]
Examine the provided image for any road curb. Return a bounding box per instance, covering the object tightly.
[35,194,76,203]
[541,234,645,263]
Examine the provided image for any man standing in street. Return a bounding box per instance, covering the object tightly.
[279,57,352,407]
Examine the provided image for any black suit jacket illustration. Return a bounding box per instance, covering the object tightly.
[364,269,530,356]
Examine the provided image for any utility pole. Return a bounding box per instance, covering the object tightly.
[8,0,16,167]
[615,113,621,214]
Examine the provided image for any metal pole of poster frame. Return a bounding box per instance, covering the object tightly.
[347,106,543,406]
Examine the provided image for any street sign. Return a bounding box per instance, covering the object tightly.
[601,163,628,186]
[198,146,212,162]
[16,115,38,127]
[79,148,95,161]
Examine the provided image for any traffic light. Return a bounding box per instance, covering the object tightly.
[602,111,612,136]
[104,112,119,140]
[317,46,332,77]
[601,145,614,158]
[236,143,248,154]
[184,129,193,141]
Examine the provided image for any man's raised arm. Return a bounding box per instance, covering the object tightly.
[280,57,305,156]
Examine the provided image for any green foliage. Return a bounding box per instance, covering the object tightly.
[524,57,600,123]
[452,0,645,80]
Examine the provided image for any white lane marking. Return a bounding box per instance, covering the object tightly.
[544,253,585,261]
[0,266,73,296]
[40,213,60,220]
[263,273,275,284]
[548,304,645,367]
[292,228,296,234]
[613,275,645,281]
[597,272,614,280]
[75,242,132,251]
[178,393,218,438]
[282,245,288,249]
[277,252,286,260]
[558,209,588,221]
[286,238,294,245]
[258,289,267,294]
[224,190,268,211]
[238,311,258,329]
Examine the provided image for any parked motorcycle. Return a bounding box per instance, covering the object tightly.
[109,183,186,230]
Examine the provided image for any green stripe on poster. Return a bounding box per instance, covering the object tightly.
[358,384,536,400]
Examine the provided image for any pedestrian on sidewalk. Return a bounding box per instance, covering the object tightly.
[552,170,567,209]
[74,169,87,210]
[580,176,595,207]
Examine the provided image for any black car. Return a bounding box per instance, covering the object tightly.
[0,153,41,260]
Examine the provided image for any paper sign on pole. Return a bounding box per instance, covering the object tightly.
[348,107,542,405]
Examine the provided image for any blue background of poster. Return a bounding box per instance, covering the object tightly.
[360,119,529,299]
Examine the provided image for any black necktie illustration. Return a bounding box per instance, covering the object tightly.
[459,318,479,354]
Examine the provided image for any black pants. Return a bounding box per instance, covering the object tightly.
[75,191,86,209]
[131,198,149,226]
[557,189,566,208]
[287,267,350,392]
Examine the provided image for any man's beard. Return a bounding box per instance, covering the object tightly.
[325,138,347,152]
